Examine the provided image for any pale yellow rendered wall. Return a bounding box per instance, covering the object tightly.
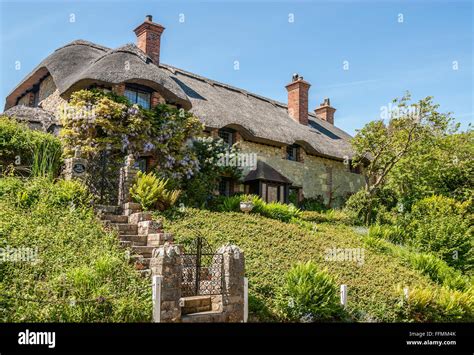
[238,140,365,204]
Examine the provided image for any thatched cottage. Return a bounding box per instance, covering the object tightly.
[3,15,364,206]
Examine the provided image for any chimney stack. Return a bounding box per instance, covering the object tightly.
[314,98,336,125]
[285,73,310,125]
[134,15,165,65]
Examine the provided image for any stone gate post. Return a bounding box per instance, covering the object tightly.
[118,154,139,207]
[150,243,182,322]
[63,147,87,182]
[218,245,245,322]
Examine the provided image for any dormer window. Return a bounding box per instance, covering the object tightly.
[124,84,151,109]
[286,144,300,161]
[218,128,235,146]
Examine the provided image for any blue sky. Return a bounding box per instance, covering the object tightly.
[1,0,472,135]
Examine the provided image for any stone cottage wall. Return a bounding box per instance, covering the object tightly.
[238,140,364,204]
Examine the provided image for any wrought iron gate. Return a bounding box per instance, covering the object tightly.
[85,150,125,205]
[181,237,224,297]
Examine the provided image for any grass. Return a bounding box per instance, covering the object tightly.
[0,177,151,322]
[161,208,442,322]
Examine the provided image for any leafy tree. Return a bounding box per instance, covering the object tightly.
[388,129,473,206]
[349,93,459,223]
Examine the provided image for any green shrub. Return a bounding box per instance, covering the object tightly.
[344,188,398,225]
[368,224,406,245]
[276,262,343,322]
[260,201,301,222]
[0,177,91,210]
[363,230,471,291]
[0,116,62,177]
[299,196,327,212]
[0,177,150,322]
[397,285,473,322]
[404,196,473,271]
[215,194,300,222]
[130,171,181,211]
[300,209,352,225]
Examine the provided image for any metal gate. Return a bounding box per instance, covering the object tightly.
[85,150,125,205]
[181,237,224,297]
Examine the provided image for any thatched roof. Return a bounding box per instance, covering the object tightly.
[161,64,355,160]
[4,39,356,161]
[5,40,191,110]
[2,106,57,132]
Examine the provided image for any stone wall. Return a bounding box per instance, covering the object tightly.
[238,140,364,204]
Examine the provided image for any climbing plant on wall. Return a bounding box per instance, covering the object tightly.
[59,89,203,181]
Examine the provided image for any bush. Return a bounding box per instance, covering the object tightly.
[397,285,473,322]
[404,196,473,271]
[363,230,471,291]
[275,262,343,322]
[130,171,181,211]
[0,116,62,177]
[260,202,301,222]
[344,188,398,225]
[368,224,406,245]
[299,196,327,212]
[300,209,352,225]
[214,194,300,222]
[0,177,91,209]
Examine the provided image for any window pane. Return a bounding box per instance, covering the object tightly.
[218,130,233,145]
[124,89,136,104]
[137,91,151,109]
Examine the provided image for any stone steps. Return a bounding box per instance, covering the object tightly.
[112,223,138,234]
[97,205,171,278]
[181,310,225,323]
[119,234,147,245]
[101,214,129,223]
[131,245,156,258]
[180,296,212,315]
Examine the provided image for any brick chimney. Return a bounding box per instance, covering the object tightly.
[315,98,336,125]
[285,73,310,125]
[134,15,165,65]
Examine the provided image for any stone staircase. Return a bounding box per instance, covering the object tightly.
[95,203,235,322]
[96,202,173,277]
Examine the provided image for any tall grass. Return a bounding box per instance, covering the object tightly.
[31,139,62,178]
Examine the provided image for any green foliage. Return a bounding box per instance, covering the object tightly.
[59,89,202,182]
[0,177,150,322]
[261,201,301,222]
[214,194,300,222]
[403,196,473,271]
[180,136,242,207]
[388,127,473,204]
[275,262,343,322]
[364,229,471,291]
[163,208,451,322]
[344,188,398,225]
[300,209,353,225]
[0,177,91,210]
[368,224,406,245]
[130,171,181,211]
[0,116,62,177]
[298,196,328,212]
[396,285,473,322]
